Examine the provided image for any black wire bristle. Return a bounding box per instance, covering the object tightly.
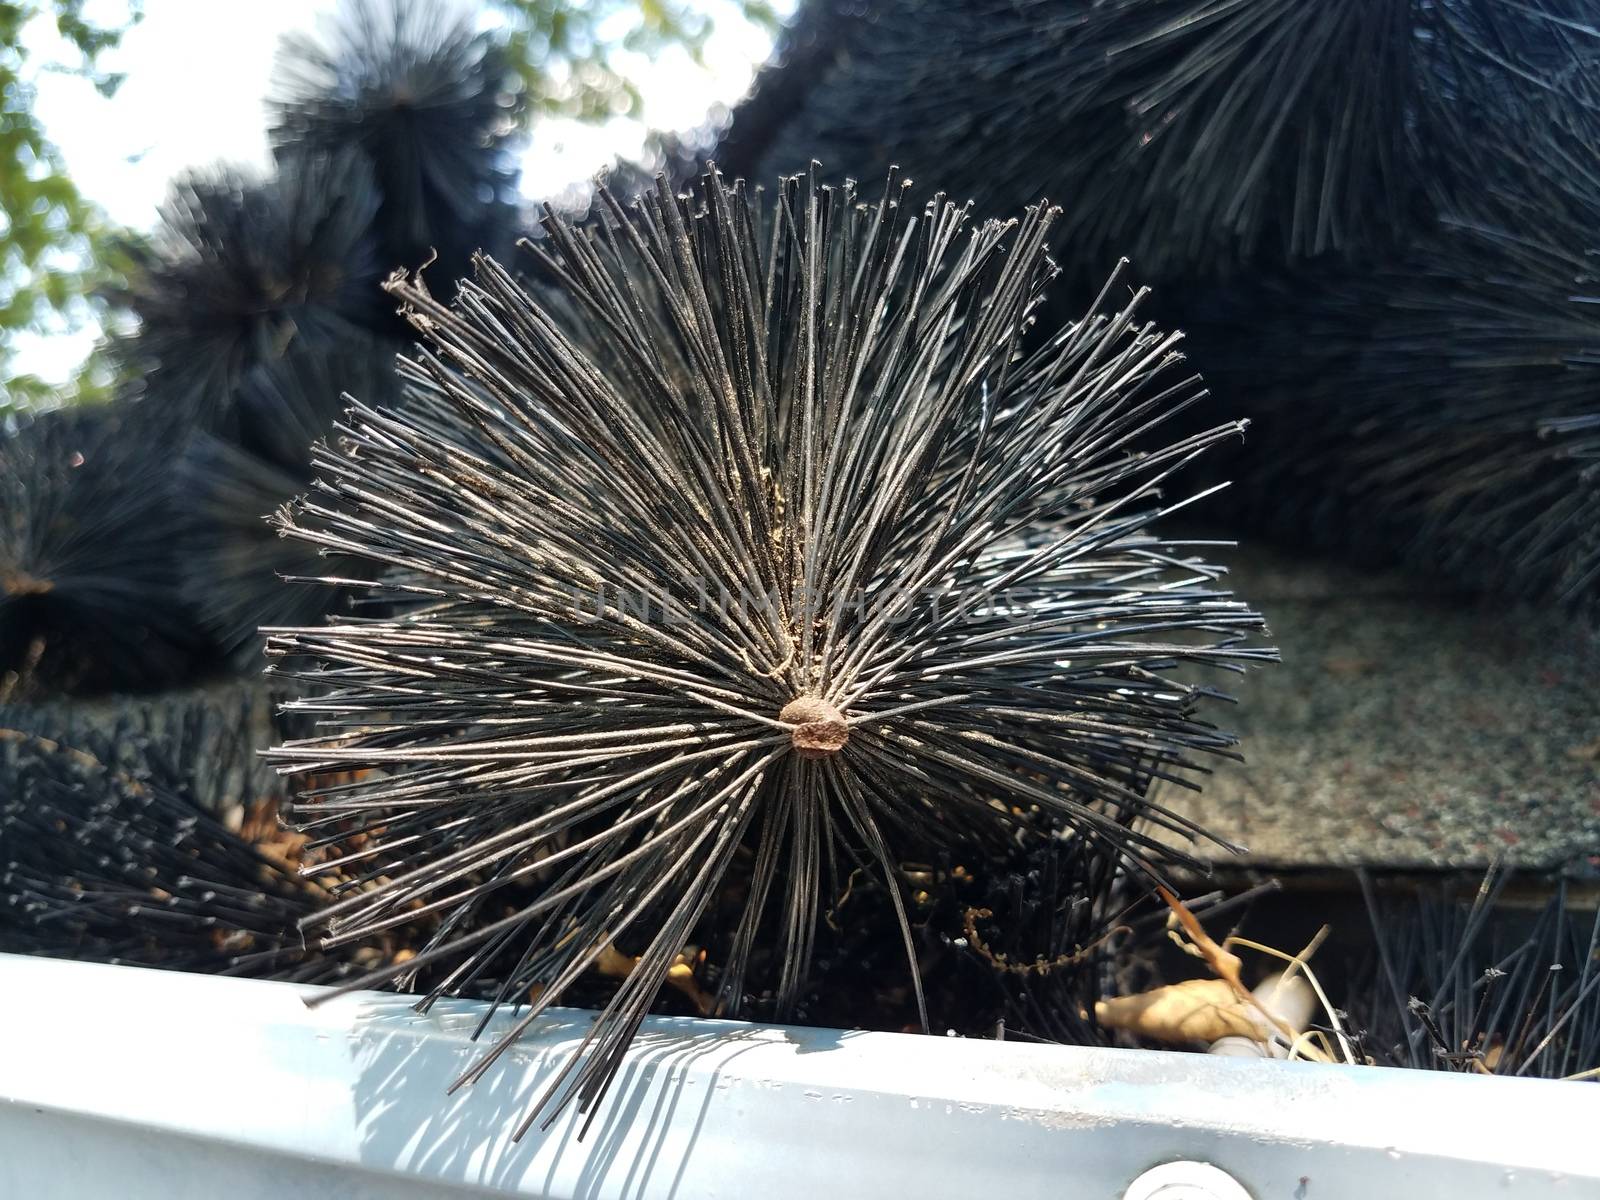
[116,151,386,430]
[742,0,1432,286]
[0,403,208,701]
[586,129,720,213]
[238,333,404,472]
[1353,869,1600,1079]
[1419,0,1600,150]
[966,833,1144,1048]
[710,0,868,184]
[1338,12,1600,608]
[1314,90,1600,610]
[1056,0,1423,278]
[1537,413,1600,606]
[565,1,866,212]
[1153,19,1600,601]
[266,167,1274,1134]
[1164,267,1387,551]
[0,727,353,983]
[270,0,523,295]
[726,2,1600,612]
[181,339,402,656]
[0,678,301,826]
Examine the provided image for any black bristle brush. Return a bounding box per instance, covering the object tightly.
[726,2,1600,614]
[0,403,209,700]
[1308,93,1600,611]
[956,833,1145,1048]
[1158,21,1600,603]
[708,0,869,185]
[1351,869,1600,1080]
[1540,413,1600,605]
[179,337,402,657]
[1050,0,1424,280]
[0,728,360,983]
[269,0,523,299]
[738,0,1445,289]
[265,167,1274,1135]
[115,150,386,431]
[0,677,311,827]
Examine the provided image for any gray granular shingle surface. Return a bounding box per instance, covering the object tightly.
[1159,547,1600,870]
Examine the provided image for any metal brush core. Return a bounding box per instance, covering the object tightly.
[778,696,849,759]
[1,571,53,597]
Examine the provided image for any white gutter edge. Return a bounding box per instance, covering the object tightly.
[0,953,1594,1198]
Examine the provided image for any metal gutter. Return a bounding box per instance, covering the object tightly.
[1,954,1593,1198]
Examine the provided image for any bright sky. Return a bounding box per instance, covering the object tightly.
[13,0,789,384]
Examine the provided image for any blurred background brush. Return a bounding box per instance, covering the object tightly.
[269,0,526,307]
[0,401,211,700]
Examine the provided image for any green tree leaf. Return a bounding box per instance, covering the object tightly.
[1,0,142,415]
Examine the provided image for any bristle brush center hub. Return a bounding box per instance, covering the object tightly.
[2,571,54,597]
[778,696,849,759]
